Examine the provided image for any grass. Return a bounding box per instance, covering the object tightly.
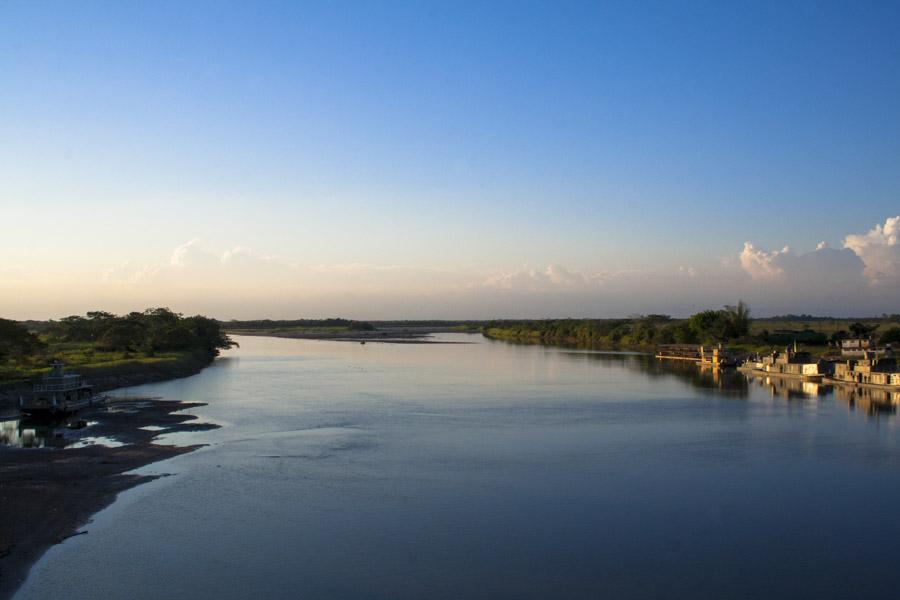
[0,340,193,383]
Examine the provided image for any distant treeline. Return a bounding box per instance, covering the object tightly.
[1,308,236,368]
[222,318,375,331]
[483,303,751,347]
[483,303,900,351]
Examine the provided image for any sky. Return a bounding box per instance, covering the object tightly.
[1,0,899,319]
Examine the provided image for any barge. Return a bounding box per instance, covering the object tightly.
[656,344,738,368]
[827,353,900,390]
[738,346,828,382]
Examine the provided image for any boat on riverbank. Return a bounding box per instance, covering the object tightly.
[655,344,738,368]
[19,362,96,415]
[828,353,900,390]
[738,346,828,382]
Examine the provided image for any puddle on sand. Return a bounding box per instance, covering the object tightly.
[67,436,126,449]
[0,417,125,449]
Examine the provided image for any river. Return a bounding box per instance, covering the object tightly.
[14,333,900,599]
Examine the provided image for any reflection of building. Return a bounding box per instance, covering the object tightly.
[834,384,900,416]
[757,376,828,401]
[831,355,900,388]
[740,346,826,381]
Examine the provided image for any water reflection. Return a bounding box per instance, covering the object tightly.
[559,350,750,396]
[748,375,829,401]
[0,416,69,448]
[0,415,103,449]
[834,384,900,416]
[558,347,900,419]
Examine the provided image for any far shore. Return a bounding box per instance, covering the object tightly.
[227,326,475,344]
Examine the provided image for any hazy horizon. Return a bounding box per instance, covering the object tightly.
[3,2,899,320]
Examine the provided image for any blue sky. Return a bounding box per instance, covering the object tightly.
[1,1,899,318]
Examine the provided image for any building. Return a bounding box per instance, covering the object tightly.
[740,345,828,381]
[832,354,900,388]
[841,337,878,357]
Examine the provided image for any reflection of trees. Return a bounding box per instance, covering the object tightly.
[557,348,750,397]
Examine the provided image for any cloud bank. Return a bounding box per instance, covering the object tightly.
[2,216,898,320]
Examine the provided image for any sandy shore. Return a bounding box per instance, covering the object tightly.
[0,398,219,600]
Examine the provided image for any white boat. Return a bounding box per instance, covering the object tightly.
[19,362,95,415]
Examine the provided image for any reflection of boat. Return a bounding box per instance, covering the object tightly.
[0,416,68,448]
[738,346,827,382]
[751,374,829,400]
[834,384,900,416]
[19,362,95,415]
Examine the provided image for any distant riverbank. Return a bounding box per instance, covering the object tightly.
[226,326,471,344]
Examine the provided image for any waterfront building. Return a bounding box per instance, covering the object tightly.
[840,337,881,357]
[831,354,900,388]
[740,345,827,381]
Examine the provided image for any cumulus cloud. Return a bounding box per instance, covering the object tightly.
[738,240,866,288]
[739,243,790,280]
[842,215,900,285]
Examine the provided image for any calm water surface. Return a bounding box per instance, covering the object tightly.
[16,334,900,599]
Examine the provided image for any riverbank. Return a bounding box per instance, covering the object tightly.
[0,351,217,409]
[0,398,220,600]
[482,328,655,353]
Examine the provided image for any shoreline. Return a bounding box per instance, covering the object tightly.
[0,351,216,410]
[0,398,220,600]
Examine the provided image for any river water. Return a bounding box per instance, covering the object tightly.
[14,334,900,599]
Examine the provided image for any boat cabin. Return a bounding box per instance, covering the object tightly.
[19,362,94,415]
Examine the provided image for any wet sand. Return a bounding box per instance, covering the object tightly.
[0,399,219,600]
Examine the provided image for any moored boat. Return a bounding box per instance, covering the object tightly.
[738,346,828,382]
[655,344,738,368]
[828,352,900,390]
[19,362,95,415]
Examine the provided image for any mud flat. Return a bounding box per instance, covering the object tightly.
[0,398,219,600]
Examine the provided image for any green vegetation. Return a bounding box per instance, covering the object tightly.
[484,303,749,348]
[222,318,375,335]
[482,303,898,357]
[1,308,236,383]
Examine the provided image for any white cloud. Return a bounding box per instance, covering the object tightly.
[739,242,789,280]
[842,215,900,285]
[479,264,638,293]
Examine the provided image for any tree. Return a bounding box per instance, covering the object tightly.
[849,322,877,338]
[879,327,900,345]
[0,319,43,363]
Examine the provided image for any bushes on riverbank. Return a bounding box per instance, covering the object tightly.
[483,302,752,349]
[0,308,236,383]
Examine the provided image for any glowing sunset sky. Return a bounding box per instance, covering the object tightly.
[1,1,899,319]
